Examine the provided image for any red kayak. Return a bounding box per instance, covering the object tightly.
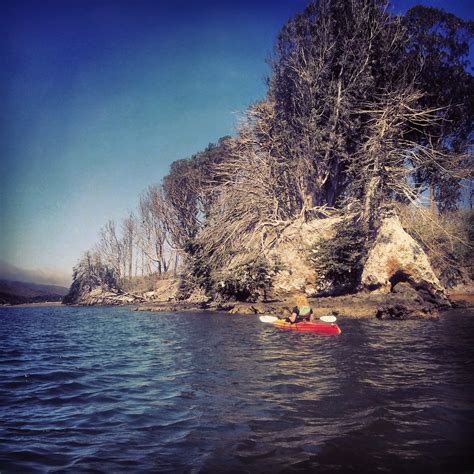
[273,319,341,335]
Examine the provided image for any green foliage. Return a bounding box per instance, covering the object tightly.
[177,242,273,302]
[403,7,474,211]
[464,210,474,279]
[214,257,273,302]
[63,252,119,304]
[447,210,474,282]
[466,210,474,243]
[175,240,213,300]
[310,219,368,293]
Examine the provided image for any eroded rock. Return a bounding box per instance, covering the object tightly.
[375,303,438,320]
[361,215,444,296]
[267,216,341,295]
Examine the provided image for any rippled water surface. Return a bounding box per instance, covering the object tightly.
[1,306,473,473]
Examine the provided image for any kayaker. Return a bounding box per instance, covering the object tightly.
[287,294,313,324]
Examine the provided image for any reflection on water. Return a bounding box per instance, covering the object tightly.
[0,306,473,472]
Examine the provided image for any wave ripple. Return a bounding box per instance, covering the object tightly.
[1,306,473,472]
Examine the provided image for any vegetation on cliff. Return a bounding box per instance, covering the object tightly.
[64,0,473,305]
[63,252,119,304]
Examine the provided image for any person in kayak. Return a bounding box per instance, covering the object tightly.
[287,294,313,324]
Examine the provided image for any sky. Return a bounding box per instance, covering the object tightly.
[1,0,473,286]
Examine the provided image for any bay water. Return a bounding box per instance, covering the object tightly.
[1,306,473,472]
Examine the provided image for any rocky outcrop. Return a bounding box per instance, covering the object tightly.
[185,287,211,304]
[261,213,447,318]
[142,279,179,302]
[361,215,444,295]
[374,280,448,319]
[67,213,450,320]
[265,213,445,302]
[266,216,341,295]
[202,289,442,320]
[76,279,180,306]
[76,287,143,305]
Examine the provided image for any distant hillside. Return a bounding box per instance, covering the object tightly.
[0,260,71,287]
[0,279,69,305]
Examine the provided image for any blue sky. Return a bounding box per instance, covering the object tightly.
[1,0,473,285]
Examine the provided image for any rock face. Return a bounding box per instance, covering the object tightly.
[361,215,443,295]
[76,287,143,305]
[143,279,179,302]
[71,279,180,306]
[264,213,444,301]
[266,216,341,295]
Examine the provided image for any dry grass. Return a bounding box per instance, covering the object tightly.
[397,204,472,285]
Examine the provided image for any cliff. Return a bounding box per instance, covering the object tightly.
[264,213,444,299]
[66,212,467,319]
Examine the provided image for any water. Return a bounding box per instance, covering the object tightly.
[1,306,473,473]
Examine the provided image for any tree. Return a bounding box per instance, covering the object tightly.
[97,220,124,284]
[188,0,473,299]
[266,0,471,224]
[63,251,118,304]
[268,0,408,209]
[161,137,232,252]
[137,185,173,275]
[161,159,200,250]
[403,6,474,211]
[121,213,135,279]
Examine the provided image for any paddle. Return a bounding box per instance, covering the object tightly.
[259,315,279,323]
[318,315,337,323]
[259,314,337,323]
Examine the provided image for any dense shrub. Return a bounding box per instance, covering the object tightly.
[309,218,368,294]
[213,257,273,302]
[175,241,213,300]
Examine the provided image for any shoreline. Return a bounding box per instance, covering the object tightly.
[23,291,471,319]
[448,293,474,305]
[133,291,473,319]
[1,301,63,308]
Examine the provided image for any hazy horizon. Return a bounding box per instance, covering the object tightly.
[2,0,472,287]
[0,260,71,288]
